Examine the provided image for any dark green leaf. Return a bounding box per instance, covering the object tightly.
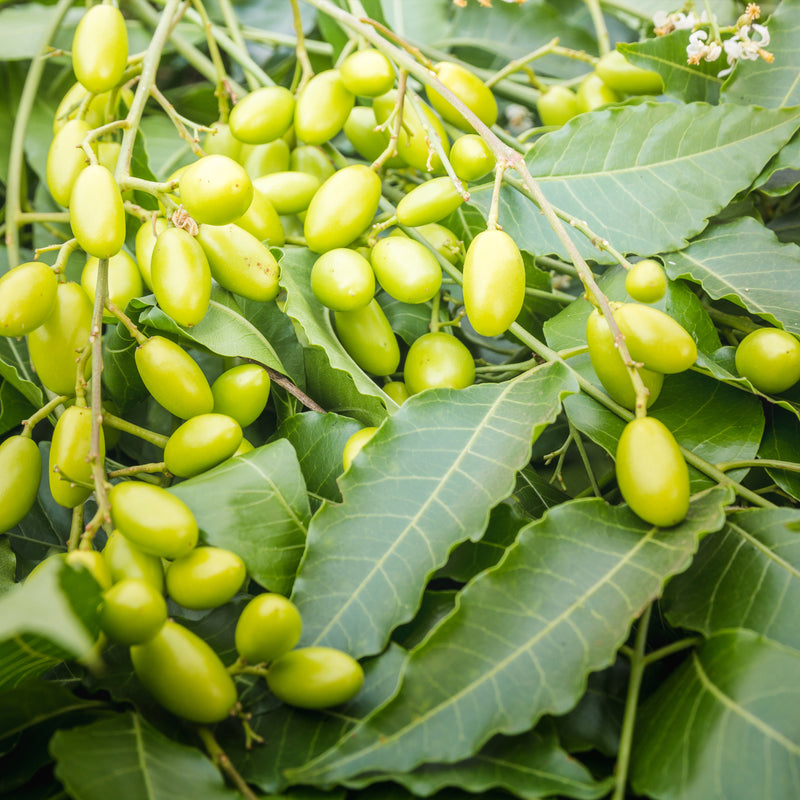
[760,406,800,500]
[0,538,14,596]
[0,336,44,409]
[513,465,570,518]
[102,323,148,412]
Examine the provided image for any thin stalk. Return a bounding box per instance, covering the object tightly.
[372,71,408,171]
[197,728,260,800]
[702,305,761,334]
[643,636,702,666]
[107,462,168,478]
[149,85,211,153]
[485,38,558,88]
[191,0,233,119]
[241,25,333,56]
[217,0,259,92]
[571,422,602,497]
[102,412,169,449]
[584,0,611,55]
[717,458,800,473]
[290,0,315,91]
[486,160,507,231]
[21,394,71,437]
[89,257,110,533]
[68,506,84,552]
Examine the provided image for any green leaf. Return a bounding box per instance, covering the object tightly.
[377,292,430,347]
[287,487,732,784]
[0,337,44,409]
[663,508,800,649]
[760,407,800,500]
[50,712,240,800]
[0,380,34,435]
[754,134,800,196]
[290,361,577,658]
[631,630,800,800]
[170,440,310,595]
[513,465,570,518]
[0,4,81,60]
[0,538,14,597]
[663,217,800,334]
[102,324,148,412]
[469,103,800,263]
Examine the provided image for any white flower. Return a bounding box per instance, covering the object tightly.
[686,29,722,64]
[718,23,773,77]
[653,11,698,34]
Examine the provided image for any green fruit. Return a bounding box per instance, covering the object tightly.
[595,50,664,95]
[110,481,198,560]
[615,416,690,527]
[53,82,132,134]
[614,303,697,374]
[150,227,211,327]
[0,436,41,532]
[49,405,104,509]
[576,73,621,113]
[290,145,336,183]
[383,380,410,405]
[449,134,495,182]
[134,336,214,419]
[46,119,93,208]
[427,62,498,130]
[311,248,375,311]
[212,364,271,427]
[179,155,253,226]
[103,530,165,592]
[166,547,246,610]
[396,177,465,228]
[342,426,377,471]
[404,331,475,394]
[163,413,243,478]
[242,138,291,180]
[229,86,296,145]
[134,217,168,291]
[334,298,400,376]
[339,49,395,97]
[196,223,281,302]
[72,5,128,93]
[735,328,800,394]
[81,251,144,323]
[233,188,286,245]
[267,646,364,709]
[28,282,92,396]
[304,164,383,253]
[100,578,167,645]
[625,259,667,304]
[69,164,126,259]
[294,69,355,145]
[252,171,321,215]
[462,229,525,337]
[586,309,663,410]
[343,106,405,167]
[65,550,112,591]
[536,85,580,127]
[407,223,461,265]
[234,438,254,456]
[235,593,302,664]
[203,121,242,161]
[131,620,237,723]
[0,261,58,337]
[370,236,442,304]
[97,141,122,175]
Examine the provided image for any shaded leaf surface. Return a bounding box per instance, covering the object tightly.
[760,407,800,500]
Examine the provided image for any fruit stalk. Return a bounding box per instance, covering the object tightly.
[197,727,260,800]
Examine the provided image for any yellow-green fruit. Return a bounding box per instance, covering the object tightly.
[339,49,395,97]
[311,248,375,311]
[49,405,104,508]
[179,155,253,226]
[304,165,382,253]
[383,380,410,405]
[334,298,400,376]
[595,50,664,95]
[343,106,405,167]
[615,416,690,527]
[72,5,128,94]
[462,229,525,337]
[234,438,254,456]
[65,549,113,590]
[163,413,243,478]
[449,134,495,182]
[413,223,461,265]
[294,69,355,145]
[97,141,122,175]
[229,86,295,145]
[196,223,281,302]
[0,261,58,337]
[166,547,247,610]
[625,259,667,304]
[242,138,291,180]
[342,426,377,471]
[396,177,465,228]
[70,164,126,260]
[576,73,621,113]
[290,145,336,183]
[103,530,165,592]
[46,119,92,208]
[81,251,144,323]
[211,364,271,427]
[735,328,800,394]
[203,121,242,161]
[370,236,442,304]
[614,303,697,374]
[28,282,92,396]
[536,85,580,127]
[0,436,41,532]
[235,593,302,664]
[150,227,211,327]
[134,217,168,291]
[427,62,498,130]
[233,189,285,245]
[100,578,167,645]
[53,84,134,134]
[252,171,321,216]
[131,620,238,723]
[404,331,475,394]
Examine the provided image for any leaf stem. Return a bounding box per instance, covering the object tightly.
[716,458,800,473]
[21,394,71,437]
[102,412,169,449]
[197,727,260,800]
[107,462,168,479]
[484,37,558,88]
[642,636,703,666]
[290,0,315,92]
[584,0,611,55]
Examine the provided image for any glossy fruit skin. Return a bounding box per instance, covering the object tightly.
[586,309,663,410]
[334,299,400,376]
[614,303,697,374]
[383,380,410,405]
[290,145,336,183]
[235,593,302,664]
[340,50,395,97]
[625,259,667,304]
[0,436,41,532]
[576,73,621,113]
[404,332,475,395]
[595,50,664,95]
[294,70,355,145]
[233,189,285,245]
[343,106,405,167]
[203,121,242,161]
[229,86,296,145]
[166,547,246,610]
[100,578,167,645]
[81,251,144,323]
[396,177,465,228]
[179,155,253,226]
[150,227,211,327]
[450,135,495,182]
[342,426,377,471]
[242,139,291,180]
[49,405,104,508]
[462,229,526,337]
[409,223,461,265]
[103,530,165,592]
[536,85,580,127]
[427,62,498,130]
[28,282,92,396]
[46,119,92,208]
[53,83,133,134]
[164,413,243,478]
[311,248,375,311]
[110,481,198,559]
[735,328,800,394]
[134,336,214,420]
[267,646,364,709]
[616,416,690,527]
[370,237,442,304]
[72,5,128,94]
[69,165,126,259]
[134,217,167,290]
[65,549,113,590]
[212,364,271,427]
[305,165,383,253]
[0,261,58,337]
[252,171,321,216]
[131,620,237,723]
[196,223,281,302]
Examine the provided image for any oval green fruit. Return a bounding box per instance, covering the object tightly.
[69,164,126,259]
[49,405,104,508]
[81,250,144,323]
[383,380,410,405]
[46,119,92,208]
[408,223,461,265]
[735,328,800,394]
[615,416,689,527]
[536,85,580,127]
[134,217,168,290]
[294,69,355,145]
[0,261,58,337]
[65,549,113,590]
[163,413,242,478]
[427,62,498,130]
[576,73,621,113]
[614,303,697,374]
[242,138,291,180]
[72,5,128,94]
[625,259,667,304]
[311,248,375,311]
[404,331,475,395]
[252,171,321,216]
[212,364,271,427]
[290,145,336,183]
[100,578,167,645]
[342,426,377,471]
[449,134,495,182]
[229,86,295,145]
[131,620,237,723]
[343,106,405,167]
[370,236,442,304]
[203,121,242,161]
[179,155,253,226]
[233,188,285,245]
[103,530,165,592]
[235,593,302,664]
[340,49,395,97]
[334,298,400,376]
[166,547,246,610]
[396,177,465,228]
[0,435,41,533]
[595,50,664,95]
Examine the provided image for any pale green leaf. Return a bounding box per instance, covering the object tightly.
[754,135,800,196]
[0,337,43,409]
